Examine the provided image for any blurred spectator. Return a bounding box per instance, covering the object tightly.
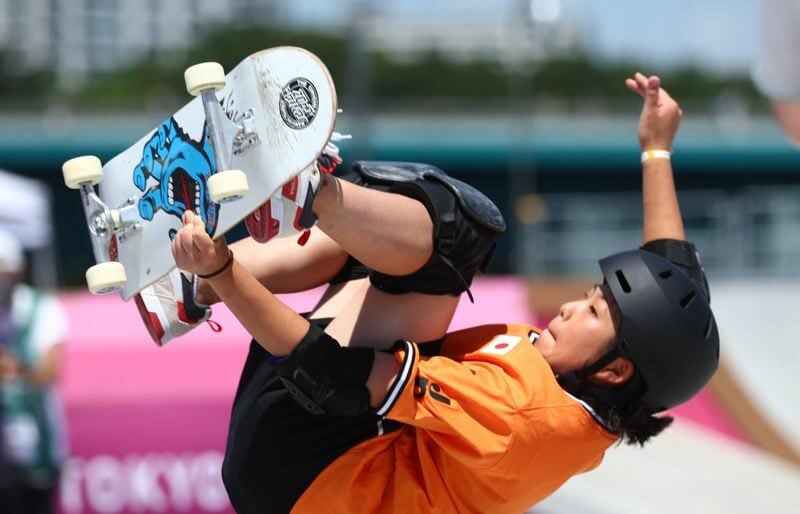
[753,0,800,145]
[0,228,68,514]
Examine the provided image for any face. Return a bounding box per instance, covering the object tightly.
[535,284,618,375]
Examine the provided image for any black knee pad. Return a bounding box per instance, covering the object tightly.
[345,161,506,297]
[336,161,409,189]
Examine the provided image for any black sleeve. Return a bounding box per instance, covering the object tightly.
[640,239,711,302]
[271,324,376,416]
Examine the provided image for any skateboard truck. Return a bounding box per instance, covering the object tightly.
[113,198,143,243]
[232,109,260,155]
[62,155,136,294]
[185,62,251,204]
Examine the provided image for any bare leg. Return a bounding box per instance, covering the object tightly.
[199,175,434,304]
[198,173,458,348]
[309,174,460,346]
[312,175,435,276]
[319,280,459,348]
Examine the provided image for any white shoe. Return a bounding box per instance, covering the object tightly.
[245,140,344,244]
[134,269,215,346]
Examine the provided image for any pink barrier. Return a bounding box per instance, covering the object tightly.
[56,277,740,513]
[59,290,249,514]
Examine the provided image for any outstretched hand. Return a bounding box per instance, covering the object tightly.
[171,210,230,277]
[625,72,682,151]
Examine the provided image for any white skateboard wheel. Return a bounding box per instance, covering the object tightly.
[208,170,249,203]
[86,261,127,295]
[185,62,226,96]
[63,155,103,189]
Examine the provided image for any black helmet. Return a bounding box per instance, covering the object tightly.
[597,250,719,412]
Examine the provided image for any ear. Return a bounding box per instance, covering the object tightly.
[587,357,634,386]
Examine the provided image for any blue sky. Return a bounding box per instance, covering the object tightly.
[283,0,757,73]
[561,0,756,71]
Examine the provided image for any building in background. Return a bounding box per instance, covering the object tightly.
[359,3,581,66]
[0,0,277,87]
[0,0,585,87]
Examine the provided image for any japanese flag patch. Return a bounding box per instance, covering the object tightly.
[480,335,522,355]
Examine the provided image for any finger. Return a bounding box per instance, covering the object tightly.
[625,78,645,97]
[634,72,648,90]
[648,76,661,98]
[177,224,197,258]
[191,216,206,236]
[171,230,189,266]
[192,223,214,256]
[176,211,202,255]
[171,235,184,265]
[644,77,661,107]
[192,214,205,232]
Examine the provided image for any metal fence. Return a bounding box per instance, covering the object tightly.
[518,186,800,278]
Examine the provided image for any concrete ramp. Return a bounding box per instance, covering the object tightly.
[708,279,800,465]
[534,419,800,514]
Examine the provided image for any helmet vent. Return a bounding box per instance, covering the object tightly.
[703,315,715,341]
[680,291,696,308]
[615,270,631,293]
[659,269,673,279]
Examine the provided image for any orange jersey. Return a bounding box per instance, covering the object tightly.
[292,324,618,514]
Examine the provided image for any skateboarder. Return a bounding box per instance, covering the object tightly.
[0,229,68,514]
[147,73,719,513]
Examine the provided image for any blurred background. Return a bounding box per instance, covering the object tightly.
[0,0,799,513]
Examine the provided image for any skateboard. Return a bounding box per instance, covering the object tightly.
[63,46,337,300]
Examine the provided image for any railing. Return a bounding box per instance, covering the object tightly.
[517,186,800,278]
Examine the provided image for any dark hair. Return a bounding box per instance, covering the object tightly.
[581,291,673,446]
[576,371,674,446]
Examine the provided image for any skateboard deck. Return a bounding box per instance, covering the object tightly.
[69,46,336,300]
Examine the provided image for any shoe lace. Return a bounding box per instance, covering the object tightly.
[206,318,222,333]
[318,133,350,173]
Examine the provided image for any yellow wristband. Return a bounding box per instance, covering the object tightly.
[641,149,671,163]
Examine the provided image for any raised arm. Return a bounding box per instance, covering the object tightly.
[625,72,686,243]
